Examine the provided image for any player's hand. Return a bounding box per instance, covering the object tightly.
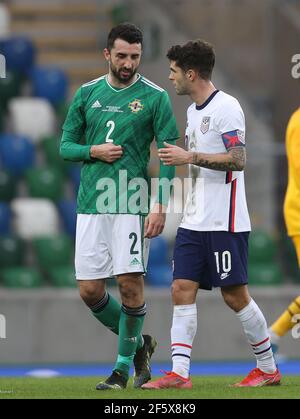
[158,142,191,166]
[90,144,123,163]
[144,203,166,238]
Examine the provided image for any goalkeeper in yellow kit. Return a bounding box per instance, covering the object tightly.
[269,108,300,352]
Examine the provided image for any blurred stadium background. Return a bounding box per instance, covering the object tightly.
[0,0,299,370]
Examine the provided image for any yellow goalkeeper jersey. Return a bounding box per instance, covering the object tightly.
[284,107,300,236]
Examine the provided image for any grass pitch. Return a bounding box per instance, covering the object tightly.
[0,376,299,399]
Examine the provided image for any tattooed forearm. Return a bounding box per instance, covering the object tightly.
[191,147,246,171]
[230,147,246,169]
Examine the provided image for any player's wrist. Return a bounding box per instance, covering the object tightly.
[90,145,96,159]
[187,151,195,164]
[153,202,167,214]
[90,145,104,160]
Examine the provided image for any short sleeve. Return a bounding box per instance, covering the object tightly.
[217,99,245,137]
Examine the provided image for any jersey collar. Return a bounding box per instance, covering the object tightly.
[105,74,141,92]
[195,89,219,110]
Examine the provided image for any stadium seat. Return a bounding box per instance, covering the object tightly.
[148,235,169,267]
[57,199,77,236]
[0,71,23,110]
[0,134,35,176]
[248,230,277,264]
[0,4,10,39]
[25,167,65,201]
[249,263,283,286]
[0,202,11,234]
[30,66,69,106]
[42,136,70,172]
[48,265,76,288]
[0,169,17,201]
[11,198,60,239]
[32,235,73,271]
[146,264,172,287]
[0,235,24,268]
[8,98,56,144]
[2,267,43,288]
[0,36,35,75]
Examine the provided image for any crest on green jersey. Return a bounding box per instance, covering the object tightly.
[128,99,144,113]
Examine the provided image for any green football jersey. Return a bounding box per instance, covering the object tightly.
[61,74,179,214]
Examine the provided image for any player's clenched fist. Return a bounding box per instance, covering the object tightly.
[90,143,123,163]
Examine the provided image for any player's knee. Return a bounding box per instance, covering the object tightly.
[222,291,248,312]
[78,281,105,307]
[118,280,143,306]
[171,280,192,304]
[222,292,235,310]
[119,282,139,301]
[221,285,251,312]
[118,274,143,298]
[171,281,181,298]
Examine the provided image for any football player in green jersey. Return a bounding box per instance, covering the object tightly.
[60,23,179,390]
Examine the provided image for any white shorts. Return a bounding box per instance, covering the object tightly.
[75,214,150,280]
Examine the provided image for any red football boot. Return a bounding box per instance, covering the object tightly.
[141,371,192,389]
[233,367,281,387]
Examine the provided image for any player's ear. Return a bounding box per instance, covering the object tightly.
[103,48,110,61]
[186,69,195,81]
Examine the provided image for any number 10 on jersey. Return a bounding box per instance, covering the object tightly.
[214,251,232,274]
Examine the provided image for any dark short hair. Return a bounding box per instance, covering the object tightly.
[167,39,215,80]
[107,22,143,50]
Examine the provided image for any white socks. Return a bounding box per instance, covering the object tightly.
[236,299,276,374]
[171,304,197,378]
[170,299,276,378]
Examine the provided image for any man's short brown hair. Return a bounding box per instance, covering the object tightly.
[167,39,215,80]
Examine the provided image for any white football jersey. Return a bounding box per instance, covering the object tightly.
[181,90,251,232]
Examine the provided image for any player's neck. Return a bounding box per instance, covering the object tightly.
[107,72,139,89]
[191,81,217,107]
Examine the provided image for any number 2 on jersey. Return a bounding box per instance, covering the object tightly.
[129,232,139,255]
[105,120,115,143]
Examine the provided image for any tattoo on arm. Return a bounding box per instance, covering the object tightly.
[230,147,246,169]
[191,147,246,171]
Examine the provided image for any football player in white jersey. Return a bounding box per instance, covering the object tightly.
[142,39,281,389]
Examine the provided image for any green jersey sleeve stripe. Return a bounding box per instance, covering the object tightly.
[141,79,165,92]
[141,76,165,91]
[82,75,105,88]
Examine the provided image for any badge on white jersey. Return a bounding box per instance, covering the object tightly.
[237,129,245,144]
[200,116,211,134]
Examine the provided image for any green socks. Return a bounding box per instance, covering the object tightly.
[90,292,144,351]
[90,292,120,335]
[114,304,146,379]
